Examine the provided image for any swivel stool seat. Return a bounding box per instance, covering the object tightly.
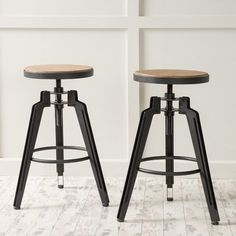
[117,69,220,225]
[14,64,109,209]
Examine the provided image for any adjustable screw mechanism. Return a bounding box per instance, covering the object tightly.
[49,80,69,105]
[160,87,179,113]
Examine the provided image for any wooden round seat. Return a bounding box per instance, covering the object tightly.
[134,69,209,84]
[24,64,93,79]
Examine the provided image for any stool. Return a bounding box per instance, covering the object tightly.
[117,69,220,225]
[13,64,109,209]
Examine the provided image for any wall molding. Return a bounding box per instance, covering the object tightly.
[138,15,236,29]
[1,15,236,29]
[0,158,235,178]
[0,16,128,29]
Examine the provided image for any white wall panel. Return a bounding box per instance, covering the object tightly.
[0,29,127,160]
[140,29,236,162]
[0,0,236,177]
[140,0,236,16]
[0,0,126,16]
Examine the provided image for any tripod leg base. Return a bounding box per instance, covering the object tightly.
[68,90,109,206]
[13,91,50,210]
[179,97,220,224]
[117,97,161,222]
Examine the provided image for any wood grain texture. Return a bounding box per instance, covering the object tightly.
[24,64,94,79]
[142,178,164,236]
[163,178,186,236]
[217,180,236,235]
[134,69,209,84]
[73,179,104,235]
[24,64,93,74]
[0,177,234,236]
[0,177,43,235]
[50,178,92,236]
[135,69,208,79]
[182,179,209,236]
[118,178,146,236]
[7,178,49,236]
[95,178,123,236]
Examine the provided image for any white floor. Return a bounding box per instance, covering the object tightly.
[0,176,235,236]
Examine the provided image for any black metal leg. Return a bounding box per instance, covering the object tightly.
[55,105,64,188]
[13,91,50,209]
[165,115,174,201]
[179,97,220,225]
[165,85,174,201]
[54,80,64,189]
[68,90,109,207]
[117,97,161,222]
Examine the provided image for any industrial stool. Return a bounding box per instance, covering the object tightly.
[117,69,220,225]
[14,64,109,209]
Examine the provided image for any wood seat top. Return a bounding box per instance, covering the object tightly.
[134,69,209,84]
[24,64,93,79]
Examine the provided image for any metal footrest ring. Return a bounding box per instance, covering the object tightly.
[32,145,89,164]
[138,155,200,176]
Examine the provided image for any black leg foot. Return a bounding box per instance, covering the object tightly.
[212,221,219,225]
[117,218,124,222]
[13,91,50,209]
[102,202,109,207]
[57,175,64,189]
[117,97,161,222]
[179,97,220,224]
[167,187,173,201]
[68,90,109,207]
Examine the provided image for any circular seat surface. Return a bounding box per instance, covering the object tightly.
[134,69,209,84]
[24,64,93,79]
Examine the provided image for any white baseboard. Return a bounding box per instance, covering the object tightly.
[0,158,235,178]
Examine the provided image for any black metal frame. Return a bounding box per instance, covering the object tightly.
[117,96,161,222]
[179,96,219,224]
[139,156,200,176]
[117,84,219,225]
[165,85,174,201]
[54,80,64,188]
[13,80,109,209]
[32,146,89,164]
